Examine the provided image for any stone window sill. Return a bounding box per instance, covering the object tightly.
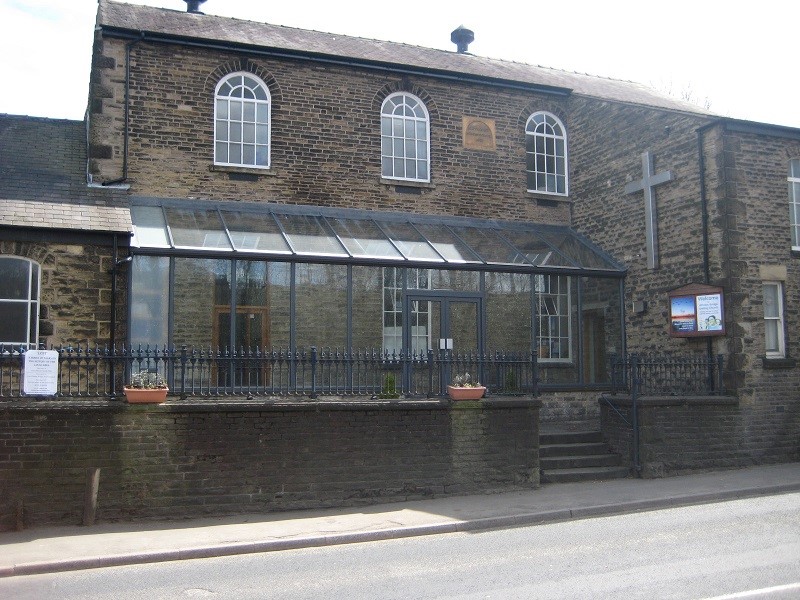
[380,178,435,191]
[209,164,277,177]
[762,357,797,369]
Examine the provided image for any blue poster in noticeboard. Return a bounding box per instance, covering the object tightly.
[668,285,725,338]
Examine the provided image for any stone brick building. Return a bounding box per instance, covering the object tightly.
[1,0,798,528]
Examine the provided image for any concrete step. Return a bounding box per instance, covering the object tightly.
[541,465,631,484]
[540,431,603,446]
[540,442,609,458]
[539,430,629,484]
[540,453,622,470]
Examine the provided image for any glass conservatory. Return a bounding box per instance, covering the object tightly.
[128,198,626,394]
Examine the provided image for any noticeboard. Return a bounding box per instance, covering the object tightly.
[23,350,59,395]
[668,284,725,338]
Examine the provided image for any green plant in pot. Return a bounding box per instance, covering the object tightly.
[447,373,486,400]
[378,372,400,399]
[123,369,169,403]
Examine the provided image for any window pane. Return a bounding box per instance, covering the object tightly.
[242,123,255,143]
[765,321,779,352]
[130,255,170,347]
[276,214,348,256]
[173,258,231,348]
[763,284,779,318]
[0,257,30,299]
[328,218,403,260]
[215,121,228,141]
[130,206,170,248]
[242,144,255,165]
[165,207,231,250]
[295,264,347,349]
[230,100,242,120]
[256,104,269,123]
[216,99,228,119]
[256,145,269,166]
[243,102,256,122]
[0,301,27,344]
[216,142,228,164]
[351,266,384,349]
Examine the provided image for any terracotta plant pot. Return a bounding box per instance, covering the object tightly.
[123,387,169,404]
[447,385,486,400]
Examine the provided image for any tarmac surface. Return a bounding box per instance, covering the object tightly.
[2,462,800,578]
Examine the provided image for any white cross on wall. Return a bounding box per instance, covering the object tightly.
[624,151,674,269]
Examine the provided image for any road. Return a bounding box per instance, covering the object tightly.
[2,493,799,599]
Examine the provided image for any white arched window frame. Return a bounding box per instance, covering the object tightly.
[0,256,40,349]
[214,72,271,168]
[525,112,568,196]
[381,92,430,182]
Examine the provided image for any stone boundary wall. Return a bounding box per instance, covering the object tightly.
[0,398,540,531]
[599,395,799,478]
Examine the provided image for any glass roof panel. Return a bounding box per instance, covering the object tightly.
[327,217,403,260]
[535,230,619,270]
[130,205,170,248]
[129,201,624,274]
[164,207,232,250]
[446,226,530,266]
[413,223,482,263]
[500,229,578,268]
[219,210,291,254]
[378,221,444,261]
[276,213,348,257]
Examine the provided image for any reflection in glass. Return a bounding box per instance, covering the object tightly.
[328,218,403,259]
[380,222,442,261]
[448,226,527,265]
[276,214,347,256]
[131,206,170,248]
[220,210,291,253]
[165,207,231,250]
[130,255,169,348]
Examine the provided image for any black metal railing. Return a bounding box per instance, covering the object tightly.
[0,344,539,400]
[610,353,725,397]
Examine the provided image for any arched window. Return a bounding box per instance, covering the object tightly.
[789,159,800,250]
[381,93,430,182]
[214,73,271,168]
[525,112,567,195]
[0,257,40,348]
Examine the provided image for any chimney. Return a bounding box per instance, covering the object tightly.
[450,26,474,53]
[184,0,207,13]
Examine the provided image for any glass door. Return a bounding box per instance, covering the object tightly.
[405,293,482,395]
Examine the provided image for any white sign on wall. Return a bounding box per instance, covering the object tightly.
[23,350,59,395]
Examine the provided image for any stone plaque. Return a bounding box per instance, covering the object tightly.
[462,117,496,151]
[23,350,59,395]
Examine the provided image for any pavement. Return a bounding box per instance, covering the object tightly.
[2,462,800,578]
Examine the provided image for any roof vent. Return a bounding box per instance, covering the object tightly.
[184,0,207,13]
[450,26,474,53]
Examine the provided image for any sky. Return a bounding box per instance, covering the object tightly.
[0,0,796,128]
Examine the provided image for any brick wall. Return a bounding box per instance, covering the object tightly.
[0,240,120,347]
[89,38,571,225]
[600,395,800,477]
[0,399,540,531]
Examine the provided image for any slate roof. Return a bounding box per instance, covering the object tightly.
[0,114,132,234]
[97,0,711,117]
